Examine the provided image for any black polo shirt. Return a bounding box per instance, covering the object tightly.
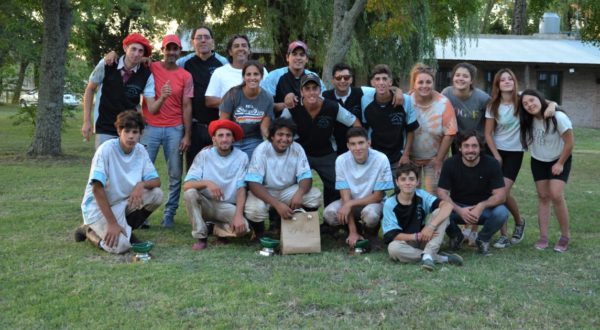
[323,87,364,154]
[184,54,225,124]
[288,98,344,157]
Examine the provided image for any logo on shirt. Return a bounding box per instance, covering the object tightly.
[389,112,406,126]
[315,117,332,129]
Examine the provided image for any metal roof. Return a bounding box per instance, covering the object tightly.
[435,35,600,65]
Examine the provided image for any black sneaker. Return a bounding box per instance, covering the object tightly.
[448,232,464,251]
[476,239,490,256]
[511,219,526,245]
[74,225,88,242]
[440,252,464,266]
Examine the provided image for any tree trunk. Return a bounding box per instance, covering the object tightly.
[11,60,29,104]
[511,0,527,35]
[321,0,367,88]
[29,0,72,156]
[479,0,496,33]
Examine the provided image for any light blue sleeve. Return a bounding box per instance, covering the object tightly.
[417,189,439,215]
[374,158,394,191]
[382,197,402,233]
[89,59,106,84]
[360,86,375,123]
[215,52,229,65]
[176,53,194,68]
[404,94,417,124]
[260,67,288,96]
[143,74,155,98]
[336,104,357,127]
[334,156,349,190]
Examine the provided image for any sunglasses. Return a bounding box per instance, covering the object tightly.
[334,75,352,81]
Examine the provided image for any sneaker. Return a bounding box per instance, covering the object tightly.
[493,235,510,249]
[161,215,174,228]
[554,236,570,253]
[192,239,208,251]
[476,239,490,256]
[448,232,464,251]
[534,237,549,250]
[129,233,141,244]
[440,252,464,266]
[511,220,526,244]
[74,225,88,242]
[140,220,151,230]
[421,258,435,271]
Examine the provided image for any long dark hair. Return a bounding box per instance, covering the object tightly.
[488,68,519,119]
[519,89,562,148]
[223,60,264,105]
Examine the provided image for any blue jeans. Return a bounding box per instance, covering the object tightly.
[141,124,184,219]
[233,137,262,160]
[446,203,508,242]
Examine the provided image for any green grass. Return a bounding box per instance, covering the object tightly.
[1,104,599,328]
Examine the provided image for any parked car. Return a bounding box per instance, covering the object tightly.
[63,93,79,108]
[19,89,38,108]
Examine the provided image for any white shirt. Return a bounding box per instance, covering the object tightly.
[335,149,394,199]
[529,111,572,161]
[185,147,248,204]
[245,141,312,191]
[81,139,159,224]
[485,103,523,151]
[205,64,269,98]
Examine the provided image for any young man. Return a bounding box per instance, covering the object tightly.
[260,41,326,113]
[244,118,322,236]
[364,64,419,173]
[382,163,463,271]
[281,73,360,208]
[183,119,250,251]
[437,131,508,255]
[140,34,193,228]
[323,127,394,248]
[82,33,160,149]
[76,110,163,254]
[176,26,229,169]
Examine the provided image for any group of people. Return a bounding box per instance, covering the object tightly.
[75,28,574,271]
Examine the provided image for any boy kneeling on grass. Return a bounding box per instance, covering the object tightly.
[75,110,163,254]
[382,163,463,271]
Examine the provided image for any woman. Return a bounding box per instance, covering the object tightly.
[519,89,573,252]
[219,60,274,158]
[409,63,457,194]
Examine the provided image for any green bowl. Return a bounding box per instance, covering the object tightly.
[259,237,280,249]
[131,241,154,253]
[355,239,369,249]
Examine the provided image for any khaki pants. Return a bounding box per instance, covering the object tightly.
[184,189,250,239]
[244,185,322,222]
[388,215,449,263]
[414,159,440,195]
[323,200,382,228]
[89,187,163,254]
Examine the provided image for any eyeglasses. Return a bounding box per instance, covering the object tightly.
[194,35,212,41]
[334,75,352,81]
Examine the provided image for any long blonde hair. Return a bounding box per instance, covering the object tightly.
[409,63,436,91]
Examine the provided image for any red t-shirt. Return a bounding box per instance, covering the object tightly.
[142,61,194,127]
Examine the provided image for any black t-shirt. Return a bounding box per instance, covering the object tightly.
[288,98,342,157]
[323,87,364,155]
[382,193,441,244]
[184,54,224,124]
[437,154,505,205]
[364,98,419,163]
[274,70,304,104]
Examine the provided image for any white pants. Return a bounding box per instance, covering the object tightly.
[244,185,321,222]
[184,189,250,239]
[323,200,383,228]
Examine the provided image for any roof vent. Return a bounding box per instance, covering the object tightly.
[539,12,560,34]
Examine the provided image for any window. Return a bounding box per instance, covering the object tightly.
[537,71,562,103]
[436,68,452,92]
[485,70,499,94]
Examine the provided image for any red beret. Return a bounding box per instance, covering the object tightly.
[208,119,244,142]
[122,33,152,57]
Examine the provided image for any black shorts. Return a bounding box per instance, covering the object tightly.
[498,150,524,182]
[530,156,572,182]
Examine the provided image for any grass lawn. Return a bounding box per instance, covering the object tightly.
[1,104,599,328]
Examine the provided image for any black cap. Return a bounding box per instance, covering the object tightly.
[300,73,321,88]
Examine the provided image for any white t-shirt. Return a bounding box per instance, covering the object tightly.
[485,103,523,151]
[335,149,394,199]
[184,147,248,204]
[81,139,159,224]
[245,141,312,191]
[205,64,269,99]
[529,111,572,162]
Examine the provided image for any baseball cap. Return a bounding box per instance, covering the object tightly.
[162,34,182,49]
[287,40,308,54]
[300,73,321,88]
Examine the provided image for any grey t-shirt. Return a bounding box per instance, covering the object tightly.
[442,87,490,133]
[220,86,274,139]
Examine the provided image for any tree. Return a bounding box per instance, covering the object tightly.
[512,0,528,34]
[29,0,72,156]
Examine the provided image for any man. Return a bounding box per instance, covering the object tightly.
[260,40,326,113]
[322,63,405,155]
[176,26,229,169]
[205,34,267,108]
[82,33,160,149]
[323,127,394,248]
[364,64,419,173]
[75,110,163,254]
[437,131,508,255]
[282,73,360,208]
[183,119,250,251]
[382,163,463,271]
[140,34,193,228]
[244,118,322,237]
